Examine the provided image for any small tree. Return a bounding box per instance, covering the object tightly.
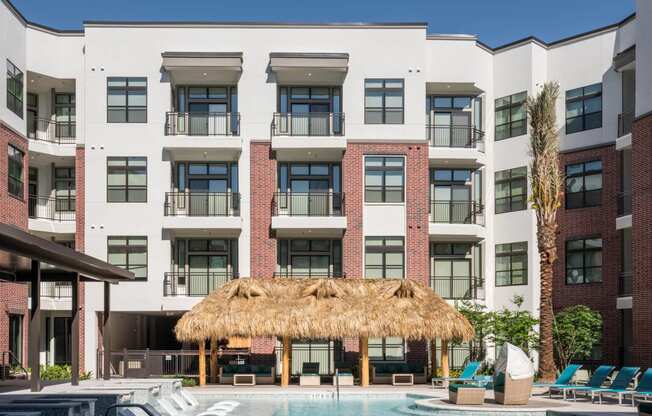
[457,300,492,361]
[553,305,602,370]
[489,296,539,355]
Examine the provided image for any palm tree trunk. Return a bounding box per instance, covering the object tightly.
[538,225,557,382]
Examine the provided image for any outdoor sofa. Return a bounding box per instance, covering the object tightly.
[218,364,275,385]
[371,363,428,384]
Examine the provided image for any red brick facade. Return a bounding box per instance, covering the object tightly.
[75,145,86,372]
[631,112,652,366]
[554,144,621,365]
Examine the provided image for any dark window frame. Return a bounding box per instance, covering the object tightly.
[495,167,527,214]
[565,83,602,134]
[495,242,528,287]
[277,239,342,278]
[7,144,24,199]
[365,236,405,279]
[6,60,23,119]
[364,79,404,124]
[565,160,602,209]
[107,77,147,123]
[495,91,527,140]
[54,167,76,212]
[565,236,603,285]
[364,156,405,203]
[107,236,148,280]
[106,156,147,203]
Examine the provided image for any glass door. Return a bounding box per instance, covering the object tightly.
[53,317,72,365]
[188,102,227,135]
[188,255,228,295]
[432,112,451,146]
[452,112,472,147]
[433,259,471,299]
[290,179,329,215]
[55,93,75,138]
[8,315,22,365]
[189,178,228,216]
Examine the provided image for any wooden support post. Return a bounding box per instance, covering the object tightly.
[359,336,369,387]
[281,336,291,387]
[430,339,438,379]
[210,337,218,384]
[71,273,80,386]
[198,340,206,386]
[103,282,111,380]
[441,339,450,381]
[29,260,41,392]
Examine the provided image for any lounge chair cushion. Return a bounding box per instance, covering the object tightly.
[449,383,485,393]
[222,365,273,375]
[374,363,424,375]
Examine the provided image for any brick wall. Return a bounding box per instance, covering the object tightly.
[554,144,620,365]
[632,113,652,367]
[75,146,86,372]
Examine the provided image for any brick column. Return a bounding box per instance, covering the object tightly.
[75,145,86,373]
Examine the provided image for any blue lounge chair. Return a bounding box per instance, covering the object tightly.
[533,364,583,397]
[574,366,640,404]
[624,368,652,406]
[431,361,481,388]
[549,365,615,400]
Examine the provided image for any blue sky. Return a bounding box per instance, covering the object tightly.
[13,0,634,47]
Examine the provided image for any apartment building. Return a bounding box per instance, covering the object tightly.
[0,0,650,378]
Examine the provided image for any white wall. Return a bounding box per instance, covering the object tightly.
[636,0,652,116]
[0,1,27,134]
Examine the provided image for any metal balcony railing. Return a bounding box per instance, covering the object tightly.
[27,119,76,144]
[273,271,345,279]
[617,192,632,216]
[163,272,237,297]
[272,112,345,136]
[426,125,484,150]
[273,192,345,216]
[430,276,484,300]
[164,192,240,216]
[619,272,632,297]
[28,195,76,221]
[618,111,634,138]
[165,112,240,136]
[430,200,484,225]
[40,281,72,298]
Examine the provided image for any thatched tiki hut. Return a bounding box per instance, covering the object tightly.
[175,278,473,386]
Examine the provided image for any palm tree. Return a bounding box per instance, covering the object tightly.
[527,82,563,382]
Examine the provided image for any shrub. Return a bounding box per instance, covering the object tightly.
[40,364,72,381]
[182,377,197,387]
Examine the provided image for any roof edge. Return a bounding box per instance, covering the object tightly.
[83,20,428,29]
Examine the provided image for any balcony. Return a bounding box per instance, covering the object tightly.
[40,281,72,299]
[619,272,632,297]
[616,192,632,230]
[165,112,240,136]
[271,113,346,161]
[163,271,237,297]
[162,113,242,161]
[429,201,485,239]
[427,125,485,166]
[162,192,241,232]
[271,192,346,237]
[616,111,634,150]
[28,195,76,234]
[430,276,484,300]
[273,271,345,279]
[29,119,76,144]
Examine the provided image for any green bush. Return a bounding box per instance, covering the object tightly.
[40,364,72,381]
[182,377,197,387]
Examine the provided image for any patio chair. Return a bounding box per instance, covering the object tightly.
[549,365,615,400]
[493,343,535,405]
[432,361,482,388]
[532,364,583,399]
[573,366,640,404]
[299,362,321,386]
[623,368,652,406]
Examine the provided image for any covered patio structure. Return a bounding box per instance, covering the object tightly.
[0,223,134,392]
[175,278,474,386]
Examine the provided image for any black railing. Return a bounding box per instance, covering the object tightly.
[27,119,76,144]
[40,281,72,298]
[164,192,240,216]
[28,195,76,221]
[1,351,28,380]
[273,192,345,216]
[617,192,632,216]
[273,271,345,279]
[430,276,484,300]
[272,112,345,136]
[163,272,237,296]
[165,112,240,136]
[274,344,342,376]
[619,272,632,297]
[434,345,473,371]
[430,200,483,225]
[618,111,634,138]
[426,125,484,150]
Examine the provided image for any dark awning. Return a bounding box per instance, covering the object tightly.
[614,45,635,72]
[0,223,134,283]
[269,52,349,84]
[161,51,243,84]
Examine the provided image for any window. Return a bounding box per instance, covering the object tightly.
[108,236,147,280]
[107,157,147,202]
[495,167,527,214]
[364,156,405,203]
[365,237,404,279]
[566,83,602,134]
[55,167,75,212]
[6,60,23,118]
[566,237,602,284]
[107,77,147,123]
[277,239,342,278]
[495,242,527,286]
[495,91,527,140]
[55,93,76,138]
[364,79,404,124]
[369,337,405,361]
[565,160,602,209]
[7,145,24,199]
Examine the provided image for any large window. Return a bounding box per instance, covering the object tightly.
[364,156,404,203]
[365,237,404,279]
[107,77,147,123]
[7,144,24,199]
[277,239,342,278]
[565,160,602,209]
[364,79,404,124]
[495,167,527,214]
[495,91,527,140]
[369,337,405,361]
[566,237,602,285]
[6,60,23,118]
[55,167,75,212]
[566,83,602,134]
[107,236,147,280]
[107,157,147,202]
[495,242,527,286]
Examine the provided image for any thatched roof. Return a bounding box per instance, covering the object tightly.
[175,278,474,343]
